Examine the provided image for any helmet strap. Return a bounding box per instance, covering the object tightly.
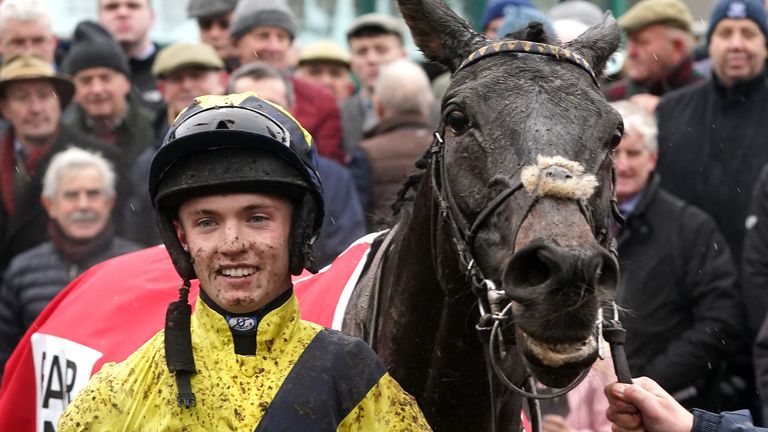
[165,280,197,408]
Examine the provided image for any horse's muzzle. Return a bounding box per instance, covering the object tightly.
[502,241,618,306]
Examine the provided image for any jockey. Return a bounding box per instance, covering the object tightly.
[57,92,430,431]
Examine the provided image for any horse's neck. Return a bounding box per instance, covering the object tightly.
[376,177,523,431]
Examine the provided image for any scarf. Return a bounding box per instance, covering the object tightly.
[48,219,114,263]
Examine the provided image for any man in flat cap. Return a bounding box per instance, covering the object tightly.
[604,0,701,112]
[187,0,238,71]
[342,13,407,153]
[296,40,354,103]
[125,42,228,247]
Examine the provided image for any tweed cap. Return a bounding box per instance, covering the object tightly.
[0,55,74,107]
[346,13,405,42]
[187,0,237,18]
[298,40,350,67]
[152,42,225,78]
[230,0,298,40]
[617,0,694,33]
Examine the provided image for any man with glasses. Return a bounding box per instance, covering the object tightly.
[188,0,239,72]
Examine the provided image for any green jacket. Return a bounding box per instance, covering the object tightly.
[58,293,431,431]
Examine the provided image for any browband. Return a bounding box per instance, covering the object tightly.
[457,40,598,86]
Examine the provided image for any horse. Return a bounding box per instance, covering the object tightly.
[342,1,623,430]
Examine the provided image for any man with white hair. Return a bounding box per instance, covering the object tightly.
[610,100,739,410]
[356,59,434,230]
[0,0,56,64]
[0,147,139,379]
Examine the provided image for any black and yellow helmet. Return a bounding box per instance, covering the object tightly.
[149,92,325,277]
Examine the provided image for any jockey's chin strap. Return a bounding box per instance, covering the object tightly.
[427,38,632,432]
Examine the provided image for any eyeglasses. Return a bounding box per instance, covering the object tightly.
[198,16,230,31]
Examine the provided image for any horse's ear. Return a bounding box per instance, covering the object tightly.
[397,0,486,72]
[566,12,621,76]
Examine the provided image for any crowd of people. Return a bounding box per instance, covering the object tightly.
[2,0,768,429]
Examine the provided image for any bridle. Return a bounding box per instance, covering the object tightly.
[427,39,631,432]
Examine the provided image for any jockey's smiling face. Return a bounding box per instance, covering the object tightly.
[174,192,293,314]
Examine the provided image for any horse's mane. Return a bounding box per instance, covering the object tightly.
[503,22,554,45]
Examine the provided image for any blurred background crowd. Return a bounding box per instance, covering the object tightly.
[1,0,768,430]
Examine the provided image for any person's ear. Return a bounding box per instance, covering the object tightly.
[173,220,188,251]
[41,195,55,218]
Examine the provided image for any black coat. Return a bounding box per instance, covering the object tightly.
[656,72,768,262]
[617,174,740,404]
[742,165,768,339]
[0,125,131,271]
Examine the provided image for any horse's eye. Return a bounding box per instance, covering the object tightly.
[609,127,623,149]
[445,109,470,134]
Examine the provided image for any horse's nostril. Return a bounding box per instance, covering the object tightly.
[503,242,619,302]
[594,253,619,293]
[503,243,557,294]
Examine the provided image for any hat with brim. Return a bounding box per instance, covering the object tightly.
[153,42,225,78]
[0,55,74,107]
[298,40,350,67]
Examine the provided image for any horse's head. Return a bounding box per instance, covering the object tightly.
[398,0,621,388]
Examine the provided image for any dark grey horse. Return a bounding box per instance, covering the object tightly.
[343,0,623,430]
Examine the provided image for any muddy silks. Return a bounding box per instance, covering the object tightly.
[0,233,394,432]
[58,290,430,431]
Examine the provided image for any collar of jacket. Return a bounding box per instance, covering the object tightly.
[364,114,432,139]
[712,66,768,103]
[627,57,701,96]
[192,288,303,356]
[617,172,661,245]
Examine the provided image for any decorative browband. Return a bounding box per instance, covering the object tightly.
[457,40,598,86]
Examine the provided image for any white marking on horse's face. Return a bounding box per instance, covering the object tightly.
[521,155,598,200]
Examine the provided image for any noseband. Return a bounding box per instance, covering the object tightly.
[430,40,628,432]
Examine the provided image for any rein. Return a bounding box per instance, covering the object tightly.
[427,40,631,432]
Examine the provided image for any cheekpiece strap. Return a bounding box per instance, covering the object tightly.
[457,40,598,86]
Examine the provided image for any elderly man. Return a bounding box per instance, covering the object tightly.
[125,42,227,247]
[57,92,430,430]
[610,100,740,411]
[356,59,434,230]
[0,147,139,378]
[0,0,56,64]
[98,0,162,111]
[342,13,407,152]
[62,21,154,165]
[229,0,345,164]
[230,62,366,267]
[296,40,354,103]
[603,0,701,112]
[187,0,238,71]
[0,55,127,271]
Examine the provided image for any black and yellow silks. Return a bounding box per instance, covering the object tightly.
[58,292,431,431]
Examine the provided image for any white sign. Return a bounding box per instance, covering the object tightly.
[31,334,102,432]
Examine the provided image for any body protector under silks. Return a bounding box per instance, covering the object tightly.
[147,92,326,408]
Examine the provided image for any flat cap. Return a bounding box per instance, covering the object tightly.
[298,40,350,67]
[187,0,237,18]
[152,42,224,78]
[346,13,405,41]
[617,0,693,33]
